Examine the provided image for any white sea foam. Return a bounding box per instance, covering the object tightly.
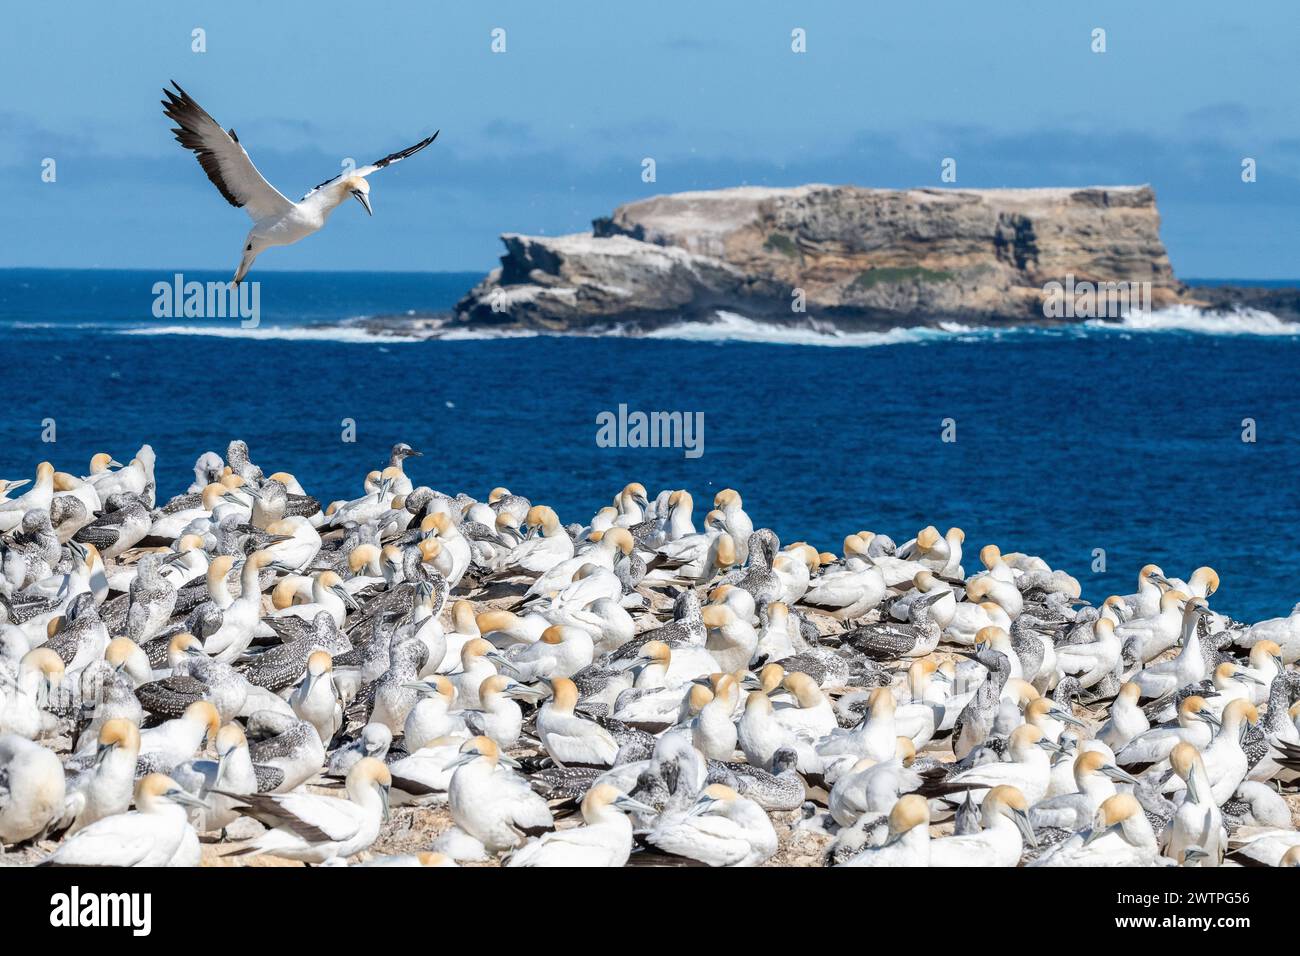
[1090,304,1300,336]
[642,311,981,347]
[117,324,425,344]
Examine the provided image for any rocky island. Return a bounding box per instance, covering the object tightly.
[448,184,1210,332]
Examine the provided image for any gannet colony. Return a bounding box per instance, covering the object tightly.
[0,443,1297,868]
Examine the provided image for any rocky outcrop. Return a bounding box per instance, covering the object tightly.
[453,184,1186,330]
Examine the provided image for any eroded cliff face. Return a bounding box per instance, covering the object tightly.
[454,185,1182,329]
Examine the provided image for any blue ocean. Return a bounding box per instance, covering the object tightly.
[2,268,1297,623]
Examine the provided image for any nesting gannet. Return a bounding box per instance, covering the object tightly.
[927,724,1053,806]
[1029,793,1161,867]
[1118,589,1188,664]
[0,647,64,739]
[1158,698,1258,804]
[1235,601,1300,663]
[137,700,221,775]
[1163,742,1225,866]
[828,739,922,827]
[290,651,343,744]
[1116,695,1217,772]
[930,785,1036,866]
[1097,681,1150,751]
[643,783,777,867]
[0,463,55,534]
[0,732,65,844]
[1131,598,1210,701]
[40,773,203,866]
[59,718,141,836]
[401,676,467,751]
[446,736,554,857]
[462,673,543,749]
[537,677,619,766]
[162,82,437,283]
[838,793,931,867]
[172,723,258,834]
[506,784,655,867]
[222,756,390,863]
[691,673,740,760]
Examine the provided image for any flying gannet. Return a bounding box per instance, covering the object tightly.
[162,82,437,284]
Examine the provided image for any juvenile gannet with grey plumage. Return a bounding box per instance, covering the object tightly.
[41,773,204,866]
[162,82,437,284]
[220,757,391,863]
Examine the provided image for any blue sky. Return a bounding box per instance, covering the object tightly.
[2,1,1296,277]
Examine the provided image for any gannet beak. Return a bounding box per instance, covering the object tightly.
[108,459,124,469]
[1012,807,1037,847]
[351,189,373,216]
[401,680,433,694]
[506,681,546,699]
[94,741,114,766]
[1101,763,1142,786]
[331,584,360,610]
[167,788,209,812]
[613,794,659,816]
[1083,823,1115,847]
[301,672,316,697]
[499,753,524,769]
[486,652,521,678]
[3,479,30,494]
[407,448,424,457]
[1182,846,1209,865]
[1185,769,1202,803]
[378,783,391,821]
[447,754,477,771]
[1239,673,1265,686]
[1198,711,1222,731]
[1050,707,1087,729]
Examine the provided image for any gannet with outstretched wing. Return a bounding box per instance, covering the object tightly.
[162,81,437,283]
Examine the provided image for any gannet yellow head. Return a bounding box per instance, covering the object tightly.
[105,637,142,671]
[347,543,381,574]
[782,672,821,708]
[686,684,714,713]
[701,605,733,629]
[948,527,966,543]
[713,489,741,509]
[184,700,221,742]
[895,736,917,765]
[887,794,930,836]
[306,650,333,677]
[603,527,635,556]
[462,637,494,661]
[916,526,941,550]
[99,718,140,753]
[979,544,1002,568]
[1095,792,1141,830]
[215,723,247,757]
[22,647,64,682]
[548,677,579,712]
[640,640,671,665]
[867,686,895,716]
[708,584,732,603]
[1117,681,1141,704]
[715,535,737,568]
[1191,567,1219,596]
[1074,749,1107,778]
[1223,698,1259,727]
[476,610,518,635]
[206,554,235,590]
[540,625,566,646]
[458,735,500,766]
